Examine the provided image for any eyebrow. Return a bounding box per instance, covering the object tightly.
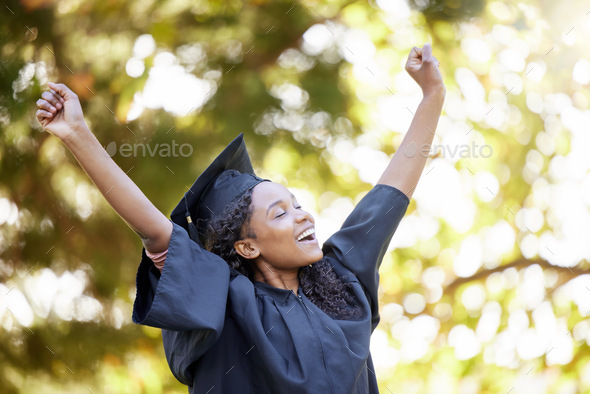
[266,194,296,216]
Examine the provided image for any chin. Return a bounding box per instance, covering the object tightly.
[308,249,324,264]
[296,252,323,268]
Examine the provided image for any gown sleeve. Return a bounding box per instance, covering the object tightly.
[132,219,230,332]
[321,184,409,328]
[132,220,231,385]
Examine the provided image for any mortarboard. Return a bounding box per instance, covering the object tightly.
[170,133,269,246]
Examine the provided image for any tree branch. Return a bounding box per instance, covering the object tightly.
[444,258,589,292]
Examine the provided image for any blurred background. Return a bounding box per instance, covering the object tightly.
[1,0,590,392]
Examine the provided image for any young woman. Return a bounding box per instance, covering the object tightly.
[36,43,444,393]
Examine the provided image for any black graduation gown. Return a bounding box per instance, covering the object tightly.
[132,184,409,393]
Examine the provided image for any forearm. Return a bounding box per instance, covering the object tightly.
[63,125,172,252]
[377,89,445,199]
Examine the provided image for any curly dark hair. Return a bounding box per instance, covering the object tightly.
[201,187,363,320]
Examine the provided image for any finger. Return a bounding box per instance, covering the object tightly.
[411,46,422,58]
[422,43,433,61]
[36,98,57,113]
[49,90,63,108]
[47,82,78,101]
[36,109,53,119]
[42,91,62,109]
[50,88,65,103]
[48,89,63,108]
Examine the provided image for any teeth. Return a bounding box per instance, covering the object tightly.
[297,228,315,241]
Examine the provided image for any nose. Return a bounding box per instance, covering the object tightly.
[295,208,314,224]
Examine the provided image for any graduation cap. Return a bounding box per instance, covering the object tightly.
[170,133,269,246]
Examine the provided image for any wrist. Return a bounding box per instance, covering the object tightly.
[62,123,93,150]
[422,86,446,102]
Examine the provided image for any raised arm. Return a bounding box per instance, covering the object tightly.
[377,43,446,200]
[36,82,172,253]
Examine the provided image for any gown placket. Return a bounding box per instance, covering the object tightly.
[296,291,336,394]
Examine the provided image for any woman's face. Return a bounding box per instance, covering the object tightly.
[243,181,323,268]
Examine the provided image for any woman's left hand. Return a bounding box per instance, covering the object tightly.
[405,43,445,97]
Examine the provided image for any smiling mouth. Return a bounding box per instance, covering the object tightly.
[296,228,317,242]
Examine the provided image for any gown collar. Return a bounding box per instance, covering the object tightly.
[253,281,296,304]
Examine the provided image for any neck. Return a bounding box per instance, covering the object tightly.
[253,262,301,296]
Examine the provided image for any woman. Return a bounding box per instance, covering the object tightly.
[36,43,444,393]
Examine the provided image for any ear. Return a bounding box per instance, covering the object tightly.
[234,239,260,260]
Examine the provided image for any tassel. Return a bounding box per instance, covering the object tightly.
[187,215,201,245]
[184,196,202,246]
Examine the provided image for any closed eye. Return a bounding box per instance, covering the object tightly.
[275,205,301,218]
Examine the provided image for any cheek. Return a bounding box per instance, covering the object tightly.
[254,221,295,251]
[262,223,293,245]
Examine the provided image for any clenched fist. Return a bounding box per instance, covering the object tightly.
[405,43,445,97]
[36,82,87,142]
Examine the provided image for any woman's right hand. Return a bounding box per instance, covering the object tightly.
[36,82,87,141]
[404,43,445,98]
